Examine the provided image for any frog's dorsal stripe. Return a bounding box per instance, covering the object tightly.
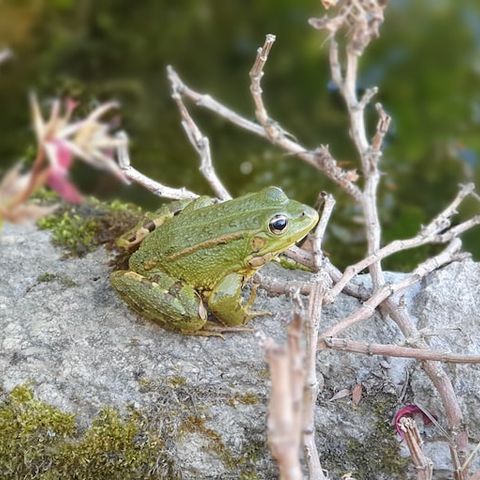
[165,231,251,261]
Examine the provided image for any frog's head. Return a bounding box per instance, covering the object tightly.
[245,186,319,268]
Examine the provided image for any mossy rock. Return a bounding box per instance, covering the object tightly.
[36,195,143,257]
[0,385,176,479]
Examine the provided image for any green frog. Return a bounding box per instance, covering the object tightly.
[111,186,318,335]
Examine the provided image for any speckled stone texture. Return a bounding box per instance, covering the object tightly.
[1,222,479,479]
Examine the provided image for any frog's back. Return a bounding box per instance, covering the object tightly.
[130,187,292,287]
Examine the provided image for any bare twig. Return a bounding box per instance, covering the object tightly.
[116,131,198,200]
[327,183,478,302]
[461,440,480,476]
[320,238,465,340]
[319,8,472,468]
[322,337,480,364]
[167,64,362,201]
[312,192,336,271]
[169,72,231,201]
[264,313,306,480]
[303,280,329,480]
[399,417,433,480]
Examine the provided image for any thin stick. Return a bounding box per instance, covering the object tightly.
[312,192,336,272]
[322,337,480,364]
[320,238,464,340]
[167,64,362,201]
[303,281,329,480]
[169,73,231,201]
[116,132,198,200]
[264,313,305,480]
[399,417,433,480]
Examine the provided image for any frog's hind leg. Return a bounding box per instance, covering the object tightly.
[110,270,207,334]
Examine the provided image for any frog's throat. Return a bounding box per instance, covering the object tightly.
[165,231,247,262]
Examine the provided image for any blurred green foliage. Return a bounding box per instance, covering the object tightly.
[0,0,479,270]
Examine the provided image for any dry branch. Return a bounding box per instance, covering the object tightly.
[264,313,306,480]
[116,132,198,200]
[315,3,473,468]
[167,64,362,201]
[169,73,231,201]
[322,337,480,364]
[399,417,433,480]
[303,281,330,480]
[320,238,465,340]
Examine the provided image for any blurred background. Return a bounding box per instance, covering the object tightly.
[0,0,479,270]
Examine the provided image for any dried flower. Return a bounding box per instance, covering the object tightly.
[30,94,128,189]
[0,95,128,224]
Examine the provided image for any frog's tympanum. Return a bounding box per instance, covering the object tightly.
[111,187,318,335]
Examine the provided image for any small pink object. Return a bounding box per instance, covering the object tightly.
[393,404,434,436]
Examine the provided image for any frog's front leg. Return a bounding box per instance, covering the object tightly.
[111,270,208,334]
[207,273,267,327]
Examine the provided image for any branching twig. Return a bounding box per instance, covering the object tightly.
[116,131,199,200]
[167,64,362,201]
[318,6,472,468]
[169,72,232,201]
[320,238,465,341]
[312,192,336,272]
[327,183,478,302]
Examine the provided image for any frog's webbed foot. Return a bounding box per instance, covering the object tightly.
[208,273,271,327]
[243,282,271,318]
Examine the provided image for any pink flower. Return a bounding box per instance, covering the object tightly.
[30,94,129,200]
[45,140,83,203]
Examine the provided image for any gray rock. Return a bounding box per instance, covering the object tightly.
[1,222,479,479]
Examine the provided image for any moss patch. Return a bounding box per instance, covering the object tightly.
[322,393,408,478]
[37,197,143,257]
[36,271,78,288]
[0,385,177,479]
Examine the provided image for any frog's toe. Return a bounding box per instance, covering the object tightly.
[247,308,271,318]
[202,321,254,337]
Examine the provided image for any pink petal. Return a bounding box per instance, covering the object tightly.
[393,404,434,436]
[53,139,73,169]
[47,170,83,204]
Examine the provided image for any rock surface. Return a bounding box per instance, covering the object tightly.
[1,222,480,479]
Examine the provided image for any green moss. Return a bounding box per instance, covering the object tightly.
[0,385,175,479]
[322,394,408,478]
[37,210,99,256]
[37,197,143,257]
[37,272,78,288]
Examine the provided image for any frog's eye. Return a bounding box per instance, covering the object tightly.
[269,214,288,235]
